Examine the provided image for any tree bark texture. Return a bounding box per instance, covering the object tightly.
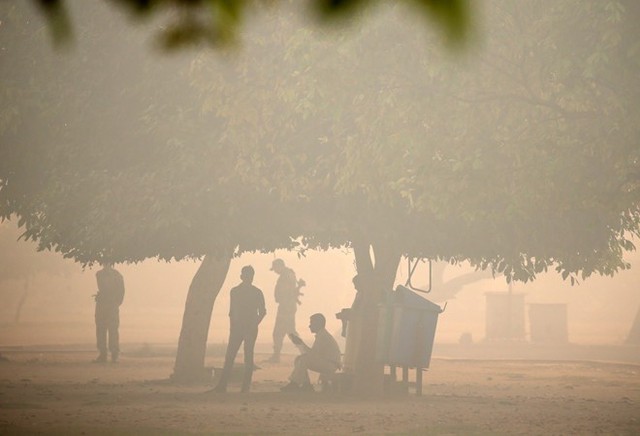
[349,237,401,396]
[172,253,231,383]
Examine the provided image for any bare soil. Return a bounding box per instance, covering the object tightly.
[0,348,639,435]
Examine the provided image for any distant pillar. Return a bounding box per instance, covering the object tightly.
[626,307,640,345]
[529,303,568,343]
[485,292,526,341]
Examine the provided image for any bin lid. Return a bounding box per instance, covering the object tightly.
[390,285,443,312]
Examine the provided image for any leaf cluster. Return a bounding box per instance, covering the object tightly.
[2,0,638,284]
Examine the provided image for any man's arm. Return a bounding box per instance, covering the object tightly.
[288,333,311,352]
[115,273,125,306]
[257,290,266,324]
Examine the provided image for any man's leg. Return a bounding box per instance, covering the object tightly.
[241,327,258,392]
[291,355,337,389]
[306,358,338,380]
[108,312,120,363]
[270,308,286,362]
[215,329,243,392]
[272,305,286,362]
[289,354,312,386]
[95,317,108,363]
[273,304,299,362]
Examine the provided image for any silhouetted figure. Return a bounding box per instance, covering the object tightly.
[341,274,365,373]
[93,263,125,363]
[267,258,303,363]
[212,265,266,393]
[281,313,341,392]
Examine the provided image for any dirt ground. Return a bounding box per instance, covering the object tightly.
[0,348,639,435]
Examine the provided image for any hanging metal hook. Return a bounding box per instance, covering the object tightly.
[405,258,432,294]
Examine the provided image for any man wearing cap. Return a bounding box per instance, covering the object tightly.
[267,258,302,363]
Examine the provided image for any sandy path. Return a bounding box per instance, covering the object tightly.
[0,351,638,435]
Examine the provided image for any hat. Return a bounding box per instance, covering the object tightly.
[270,258,285,271]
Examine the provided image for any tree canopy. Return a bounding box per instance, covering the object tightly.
[31,0,470,50]
[0,221,77,283]
[1,0,638,284]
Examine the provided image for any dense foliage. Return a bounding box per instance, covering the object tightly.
[31,0,470,49]
[1,0,638,284]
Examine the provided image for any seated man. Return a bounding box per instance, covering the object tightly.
[281,313,341,392]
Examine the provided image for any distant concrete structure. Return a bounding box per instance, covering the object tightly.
[529,303,569,343]
[485,292,526,341]
[626,307,640,345]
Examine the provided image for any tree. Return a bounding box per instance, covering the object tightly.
[30,0,470,50]
[2,0,638,393]
[181,0,639,391]
[2,0,321,381]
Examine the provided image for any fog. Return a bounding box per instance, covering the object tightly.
[1,0,639,351]
[1,1,639,433]
[1,219,638,349]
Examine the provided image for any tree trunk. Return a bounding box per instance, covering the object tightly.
[349,237,401,396]
[13,275,30,324]
[171,253,231,383]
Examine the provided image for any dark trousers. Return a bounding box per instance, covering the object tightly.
[218,324,258,391]
[95,310,119,357]
[273,303,297,356]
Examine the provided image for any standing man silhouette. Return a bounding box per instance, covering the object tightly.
[267,258,303,363]
[213,265,266,393]
[94,263,125,363]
